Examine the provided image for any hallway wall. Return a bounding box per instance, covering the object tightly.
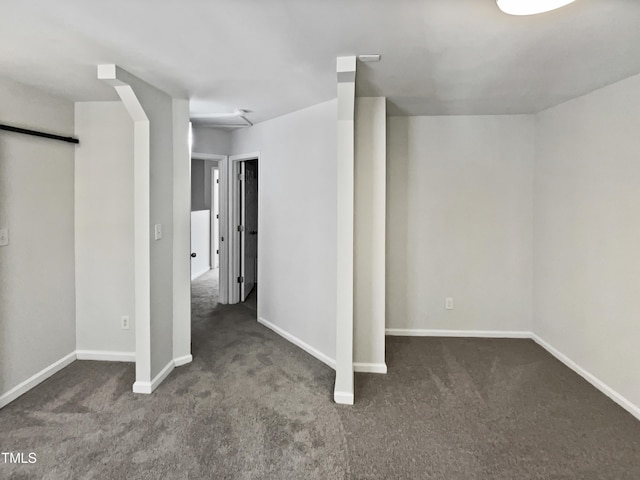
[230,100,338,365]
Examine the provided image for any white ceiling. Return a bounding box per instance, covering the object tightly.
[2,0,640,122]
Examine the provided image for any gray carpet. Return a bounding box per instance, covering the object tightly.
[1,273,639,479]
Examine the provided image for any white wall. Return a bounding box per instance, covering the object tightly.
[0,78,76,403]
[190,210,211,279]
[386,115,534,333]
[192,126,231,155]
[230,100,338,363]
[74,101,135,355]
[534,72,640,411]
[354,97,386,370]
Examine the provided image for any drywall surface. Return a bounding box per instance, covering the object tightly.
[0,78,76,399]
[190,210,211,279]
[75,101,134,354]
[230,99,338,361]
[534,72,640,410]
[387,115,534,332]
[192,126,231,155]
[354,97,386,367]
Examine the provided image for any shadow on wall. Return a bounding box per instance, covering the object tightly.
[385,119,409,327]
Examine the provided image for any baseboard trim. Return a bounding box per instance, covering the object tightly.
[531,334,640,422]
[132,359,175,394]
[0,352,76,409]
[258,317,336,370]
[354,362,387,374]
[191,266,211,281]
[385,328,531,338]
[174,354,193,367]
[334,390,354,405]
[76,350,135,362]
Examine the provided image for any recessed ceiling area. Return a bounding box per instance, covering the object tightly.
[1,0,640,121]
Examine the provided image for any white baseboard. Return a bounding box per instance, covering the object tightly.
[174,354,193,367]
[385,328,531,338]
[531,334,640,422]
[132,359,175,394]
[76,350,135,362]
[258,317,336,370]
[191,266,211,281]
[0,352,76,409]
[354,362,388,374]
[334,390,354,405]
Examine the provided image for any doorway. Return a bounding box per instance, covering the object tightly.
[190,153,228,305]
[229,153,259,306]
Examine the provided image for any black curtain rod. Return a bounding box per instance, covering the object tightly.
[0,123,79,144]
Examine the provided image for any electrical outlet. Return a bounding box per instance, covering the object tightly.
[0,228,8,247]
[445,297,454,310]
[121,316,130,330]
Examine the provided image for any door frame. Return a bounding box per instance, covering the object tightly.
[191,152,229,304]
[228,152,260,305]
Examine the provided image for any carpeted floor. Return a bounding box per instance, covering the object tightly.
[1,272,639,479]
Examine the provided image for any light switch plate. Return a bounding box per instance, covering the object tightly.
[0,228,8,247]
[154,224,162,240]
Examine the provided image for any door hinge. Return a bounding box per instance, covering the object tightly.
[216,179,219,184]
[237,225,245,232]
[237,276,244,283]
[216,249,219,254]
[237,173,244,181]
[216,214,219,219]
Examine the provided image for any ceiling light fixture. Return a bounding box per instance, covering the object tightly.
[497,0,576,15]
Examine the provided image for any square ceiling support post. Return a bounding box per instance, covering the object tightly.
[334,56,357,405]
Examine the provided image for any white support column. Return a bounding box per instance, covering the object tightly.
[98,64,152,390]
[172,99,192,367]
[334,56,357,405]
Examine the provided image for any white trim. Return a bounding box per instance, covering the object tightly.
[531,334,640,422]
[76,350,135,362]
[354,362,387,374]
[132,359,175,394]
[191,152,227,162]
[385,328,531,338]
[228,151,260,162]
[258,317,336,370]
[191,266,211,281]
[174,355,193,367]
[334,391,354,405]
[0,352,76,409]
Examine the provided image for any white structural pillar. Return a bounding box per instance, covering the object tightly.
[334,56,357,405]
[354,97,387,374]
[98,65,192,394]
[172,100,192,367]
[98,64,152,390]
